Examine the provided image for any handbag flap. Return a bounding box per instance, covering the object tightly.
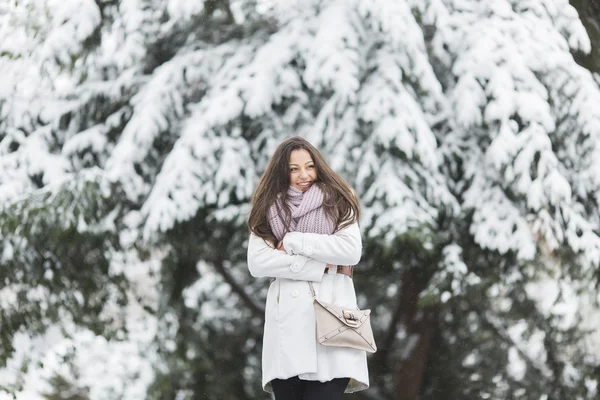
[314,298,371,328]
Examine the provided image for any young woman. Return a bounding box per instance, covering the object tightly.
[247,136,369,399]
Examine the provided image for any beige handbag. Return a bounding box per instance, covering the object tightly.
[308,281,377,353]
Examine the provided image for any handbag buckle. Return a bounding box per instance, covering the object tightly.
[343,310,359,326]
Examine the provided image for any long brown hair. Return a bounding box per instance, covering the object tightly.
[248,136,360,247]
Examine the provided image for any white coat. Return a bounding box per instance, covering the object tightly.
[247,221,369,393]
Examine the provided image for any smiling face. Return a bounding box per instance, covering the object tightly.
[289,148,317,192]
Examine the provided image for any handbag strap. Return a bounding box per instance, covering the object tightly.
[308,281,316,298]
[308,281,362,313]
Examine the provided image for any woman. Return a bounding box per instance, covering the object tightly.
[247,136,369,399]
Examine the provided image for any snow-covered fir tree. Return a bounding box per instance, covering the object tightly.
[1,0,599,399]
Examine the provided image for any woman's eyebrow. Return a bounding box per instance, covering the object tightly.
[289,161,314,166]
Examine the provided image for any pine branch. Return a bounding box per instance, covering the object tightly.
[481,311,550,382]
[211,259,265,319]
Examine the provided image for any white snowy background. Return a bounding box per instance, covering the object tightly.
[1,0,600,399]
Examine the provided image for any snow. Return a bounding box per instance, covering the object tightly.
[1,0,600,398]
[0,249,160,400]
[41,0,101,66]
[303,1,361,103]
[142,122,256,239]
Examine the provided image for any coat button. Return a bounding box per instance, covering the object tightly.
[305,245,314,253]
[291,290,299,297]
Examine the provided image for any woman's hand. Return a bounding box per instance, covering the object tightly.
[276,240,286,252]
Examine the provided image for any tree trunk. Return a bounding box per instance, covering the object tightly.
[394,270,438,400]
[570,0,600,73]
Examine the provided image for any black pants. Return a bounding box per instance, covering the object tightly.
[271,376,349,400]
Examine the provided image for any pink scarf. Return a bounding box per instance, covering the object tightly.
[268,184,336,241]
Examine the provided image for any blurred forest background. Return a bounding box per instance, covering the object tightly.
[1,0,600,399]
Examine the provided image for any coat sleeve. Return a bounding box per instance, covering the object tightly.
[247,234,327,281]
[281,221,362,265]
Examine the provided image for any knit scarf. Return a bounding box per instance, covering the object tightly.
[268,184,336,241]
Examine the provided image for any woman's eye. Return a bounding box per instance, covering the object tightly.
[290,168,297,172]
[308,165,314,169]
